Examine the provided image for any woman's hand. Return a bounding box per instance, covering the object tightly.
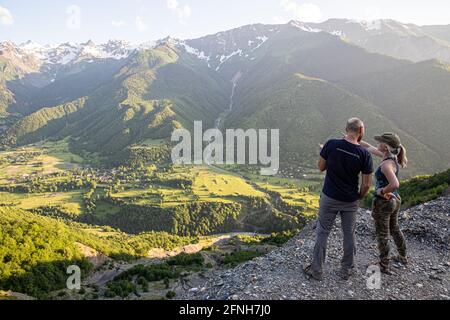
[361,140,384,158]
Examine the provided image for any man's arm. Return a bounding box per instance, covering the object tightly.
[359,174,372,199]
[318,156,327,172]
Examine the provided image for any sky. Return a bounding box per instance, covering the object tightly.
[1,0,450,45]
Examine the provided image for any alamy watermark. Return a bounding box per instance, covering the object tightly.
[171,121,280,176]
[66,5,81,31]
[366,265,382,290]
[66,265,81,290]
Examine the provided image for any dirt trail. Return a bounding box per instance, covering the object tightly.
[84,232,267,287]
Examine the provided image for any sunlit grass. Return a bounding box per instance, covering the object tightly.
[256,183,319,216]
[42,139,84,164]
[193,167,266,199]
[0,139,84,185]
[111,185,237,208]
[140,138,167,147]
[108,166,265,208]
[0,191,85,216]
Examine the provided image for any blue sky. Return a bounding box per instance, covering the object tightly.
[1,0,450,44]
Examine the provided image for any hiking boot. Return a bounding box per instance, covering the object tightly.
[393,255,409,266]
[338,268,356,281]
[379,263,395,275]
[303,265,323,281]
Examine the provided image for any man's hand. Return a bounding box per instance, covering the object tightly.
[318,156,327,172]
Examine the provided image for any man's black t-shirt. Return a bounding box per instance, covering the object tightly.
[321,139,374,202]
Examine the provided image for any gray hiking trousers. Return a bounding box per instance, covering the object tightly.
[311,193,359,273]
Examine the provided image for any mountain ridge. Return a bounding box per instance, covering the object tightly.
[1,19,449,175]
[4,18,450,70]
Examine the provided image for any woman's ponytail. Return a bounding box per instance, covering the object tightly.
[397,145,408,168]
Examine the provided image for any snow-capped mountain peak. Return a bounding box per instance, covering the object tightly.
[2,40,136,66]
[177,23,281,70]
[19,40,44,51]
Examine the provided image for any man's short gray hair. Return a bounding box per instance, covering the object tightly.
[346,118,364,133]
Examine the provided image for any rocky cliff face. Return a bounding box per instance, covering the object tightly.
[181,197,450,300]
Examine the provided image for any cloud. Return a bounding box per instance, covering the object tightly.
[280,0,322,22]
[177,5,191,20]
[167,0,179,11]
[0,6,14,26]
[112,20,127,28]
[135,16,148,32]
[166,0,191,23]
[273,16,288,24]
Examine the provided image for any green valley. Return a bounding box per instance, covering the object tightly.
[0,140,320,299]
[0,18,449,301]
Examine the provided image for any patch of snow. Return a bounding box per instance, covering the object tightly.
[290,21,321,33]
[330,30,344,37]
[365,20,383,31]
[251,36,269,51]
[178,42,210,62]
[216,49,243,71]
[15,40,134,65]
[82,45,103,57]
[20,40,44,51]
[256,36,269,42]
[137,41,157,49]
[346,19,382,31]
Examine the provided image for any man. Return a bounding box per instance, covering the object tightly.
[304,118,374,281]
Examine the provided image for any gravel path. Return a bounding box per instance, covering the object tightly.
[181,197,450,300]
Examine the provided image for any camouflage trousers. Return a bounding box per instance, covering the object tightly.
[372,196,407,269]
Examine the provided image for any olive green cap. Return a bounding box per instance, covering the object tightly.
[374,132,401,149]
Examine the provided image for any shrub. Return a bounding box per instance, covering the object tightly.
[105,280,136,298]
[166,291,176,299]
[167,253,204,267]
[223,251,264,267]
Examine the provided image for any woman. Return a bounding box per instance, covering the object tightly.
[361,132,408,274]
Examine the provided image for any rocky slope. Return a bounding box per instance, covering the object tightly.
[181,197,450,300]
